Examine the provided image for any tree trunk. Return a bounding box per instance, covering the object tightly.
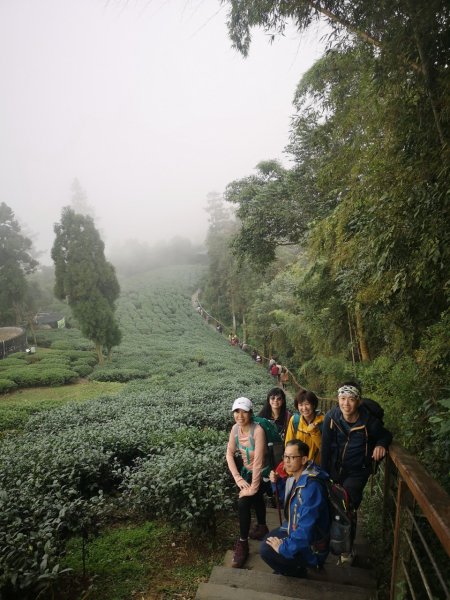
[242,314,247,343]
[95,342,104,365]
[407,1,447,148]
[355,303,370,362]
[347,308,356,367]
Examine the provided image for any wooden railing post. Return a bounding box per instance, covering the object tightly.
[382,457,391,544]
[390,478,408,599]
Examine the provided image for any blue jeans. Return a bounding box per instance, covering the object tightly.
[259,528,307,578]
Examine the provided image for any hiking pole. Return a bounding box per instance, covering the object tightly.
[267,442,282,526]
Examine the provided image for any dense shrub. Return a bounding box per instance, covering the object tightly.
[0,357,27,368]
[0,266,274,595]
[0,367,78,387]
[71,363,94,377]
[0,379,17,394]
[121,443,233,532]
[89,368,148,382]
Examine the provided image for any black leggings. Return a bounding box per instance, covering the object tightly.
[238,487,266,539]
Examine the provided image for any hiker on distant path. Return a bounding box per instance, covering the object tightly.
[226,397,269,569]
[260,440,330,578]
[320,382,392,564]
[280,366,289,390]
[285,390,324,463]
[258,387,291,442]
[270,361,280,382]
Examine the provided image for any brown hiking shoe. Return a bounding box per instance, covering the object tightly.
[231,539,249,568]
[249,524,269,540]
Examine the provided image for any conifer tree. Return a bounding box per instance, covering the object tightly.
[0,202,38,325]
[51,207,121,363]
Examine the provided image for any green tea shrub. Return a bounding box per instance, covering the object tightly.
[89,368,147,382]
[0,266,275,595]
[71,363,94,377]
[3,352,28,361]
[0,379,17,394]
[0,357,26,368]
[0,367,78,387]
[121,443,233,532]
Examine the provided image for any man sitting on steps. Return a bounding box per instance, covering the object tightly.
[260,440,330,578]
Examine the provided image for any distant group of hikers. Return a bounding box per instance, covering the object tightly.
[226,382,393,577]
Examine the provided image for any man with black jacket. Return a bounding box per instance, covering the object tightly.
[321,382,392,563]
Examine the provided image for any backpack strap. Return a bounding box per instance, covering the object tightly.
[293,413,300,435]
[234,422,256,466]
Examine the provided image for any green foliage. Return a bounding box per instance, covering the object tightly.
[299,355,355,395]
[62,521,167,600]
[225,160,305,267]
[89,368,147,382]
[51,207,122,362]
[0,348,97,394]
[0,382,124,434]
[121,440,233,533]
[0,202,38,326]
[35,327,95,351]
[0,357,27,368]
[0,379,17,393]
[0,366,78,388]
[0,266,274,595]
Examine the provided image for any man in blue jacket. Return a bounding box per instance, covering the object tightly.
[260,440,330,578]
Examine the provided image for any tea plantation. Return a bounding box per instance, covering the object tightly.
[0,266,273,597]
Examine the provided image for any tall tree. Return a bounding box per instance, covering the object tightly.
[0,202,38,326]
[52,207,122,363]
[222,0,449,147]
[224,160,306,267]
[70,178,96,219]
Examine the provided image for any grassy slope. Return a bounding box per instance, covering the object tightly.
[0,381,124,434]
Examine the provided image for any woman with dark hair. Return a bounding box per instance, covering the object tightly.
[258,387,291,442]
[285,389,324,463]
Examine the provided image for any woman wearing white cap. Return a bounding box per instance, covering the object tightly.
[226,397,269,569]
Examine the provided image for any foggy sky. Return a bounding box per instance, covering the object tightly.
[0,0,326,264]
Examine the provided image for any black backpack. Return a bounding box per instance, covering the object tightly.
[324,480,356,555]
[362,397,384,424]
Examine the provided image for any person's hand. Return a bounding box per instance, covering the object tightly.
[269,470,279,484]
[372,446,387,461]
[266,537,282,553]
[237,479,250,491]
[239,486,255,498]
[307,422,318,432]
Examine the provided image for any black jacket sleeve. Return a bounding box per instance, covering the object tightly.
[368,417,393,450]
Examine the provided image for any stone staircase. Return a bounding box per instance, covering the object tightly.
[195,508,377,600]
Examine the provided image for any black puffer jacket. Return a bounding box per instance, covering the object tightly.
[320,404,392,478]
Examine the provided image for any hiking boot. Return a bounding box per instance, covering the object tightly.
[231,539,249,568]
[249,523,269,540]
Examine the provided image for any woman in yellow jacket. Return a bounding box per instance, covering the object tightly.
[285,390,324,463]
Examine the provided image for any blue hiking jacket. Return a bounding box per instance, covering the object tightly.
[277,462,330,566]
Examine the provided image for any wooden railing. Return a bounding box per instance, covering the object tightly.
[382,443,450,599]
[194,296,450,599]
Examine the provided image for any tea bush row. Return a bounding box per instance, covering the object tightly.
[0,266,274,595]
[0,349,97,393]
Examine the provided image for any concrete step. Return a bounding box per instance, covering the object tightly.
[195,582,299,600]
[223,549,376,589]
[209,566,375,600]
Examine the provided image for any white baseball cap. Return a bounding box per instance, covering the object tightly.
[231,397,253,412]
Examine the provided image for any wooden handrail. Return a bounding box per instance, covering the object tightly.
[388,442,450,556]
